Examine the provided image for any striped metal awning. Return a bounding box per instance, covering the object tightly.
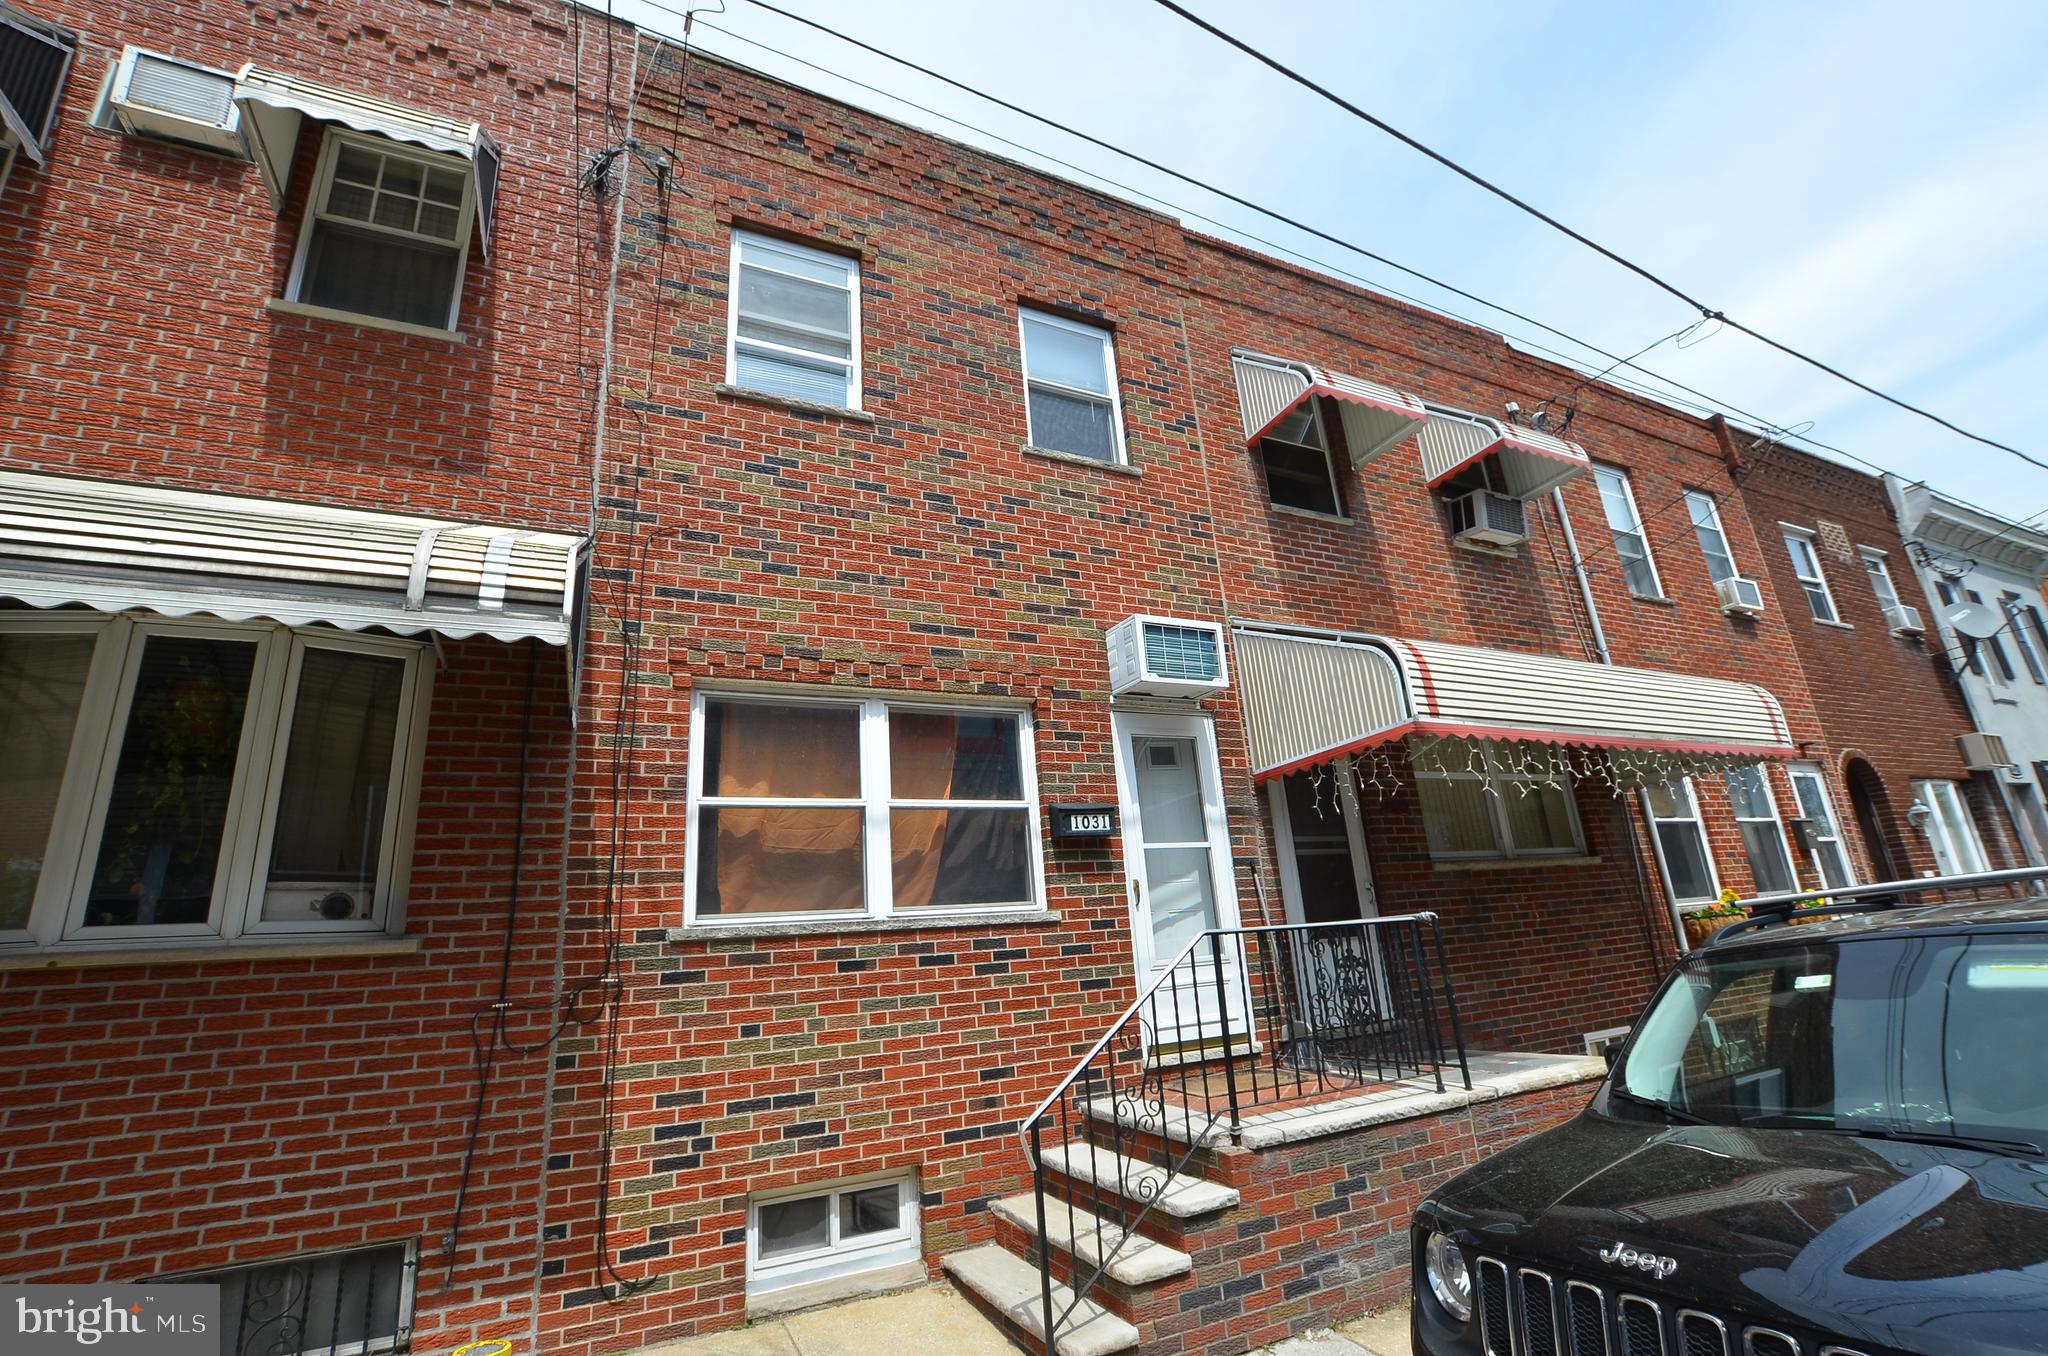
[1233,623,1794,780]
[233,65,502,255]
[0,470,582,645]
[1418,406,1588,499]
[1231,352,1428,468]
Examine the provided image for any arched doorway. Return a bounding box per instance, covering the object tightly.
[1845,758,1901,882]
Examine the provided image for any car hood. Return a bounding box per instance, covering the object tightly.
[1429,1110,2048,1355]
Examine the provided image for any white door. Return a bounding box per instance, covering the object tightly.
[1112,710,1244,1052]
[1269,759,1389,1030]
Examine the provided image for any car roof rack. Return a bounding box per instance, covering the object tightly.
[1712,865,2048,942]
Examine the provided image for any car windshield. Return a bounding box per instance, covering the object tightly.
[1618,931,2048,1146]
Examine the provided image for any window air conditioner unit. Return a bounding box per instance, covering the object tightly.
[1885,603,1925,637]
[1106,615,1228,700]
[1958,731,2010,771]
[1445,488,1527,548]
[1715,576,1766,617]
[106,48,243,154]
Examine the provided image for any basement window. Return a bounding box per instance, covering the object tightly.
[179,1239,416,1355]
[748,1175,919,1295]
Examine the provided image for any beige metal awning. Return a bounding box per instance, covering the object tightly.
[1233,623,1794,780]
[1231,352,1428,467]
[233,65,502,255]
[0,469,582,645]
[1418,406,1588,499]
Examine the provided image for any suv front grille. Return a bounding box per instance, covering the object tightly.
[1474,1256,1868,1356]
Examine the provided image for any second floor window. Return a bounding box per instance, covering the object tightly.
[1685,490,1738,583]
[1257,401,1343,516]
[2002,593,2048,684]
[1594,466,1662,598]
[1019,309,1124,464]
[289,131,474,331]
[1782,528,1839,623]
[729,231,860,409]
[1860,548,1903,617]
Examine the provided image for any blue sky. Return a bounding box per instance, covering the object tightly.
[610,0,2048,514]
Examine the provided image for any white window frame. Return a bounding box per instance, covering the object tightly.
[1859,547,1903,615]
[1257,399,1345,519]
[1018,306,1127,465]
[1781,525,1840,624]
[1685,489,1739,584]
[1593,465,1664,599]
[1914,779,1989,875]
[1786,762,1856,890]
[1642,776,1720,905]
[0,613,431,952]
[285,128,477,332]
[726,229,862,410]
[1724,765,1796,895]
[682,689,1044,925]
[1414,750,1586,862]
[747,1171,919,1294]
[2002,592,2048,684]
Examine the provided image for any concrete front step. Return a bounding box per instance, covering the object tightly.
[943,1243,1141,1356]
[990,1192,1194,1286]
[1041,1143,1240,1218]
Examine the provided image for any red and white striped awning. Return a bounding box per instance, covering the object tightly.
[1418,406,1588,499]
[1231,352,1428,467]
[1233,623,1794,780]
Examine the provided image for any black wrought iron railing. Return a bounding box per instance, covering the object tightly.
[1016,913,1469,1354]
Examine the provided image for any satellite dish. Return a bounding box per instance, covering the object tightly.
[1945,601,2004,639]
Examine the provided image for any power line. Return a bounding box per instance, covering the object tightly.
[1143,0,2047,472]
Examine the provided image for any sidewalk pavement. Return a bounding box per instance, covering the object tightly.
[628,1280,1408,1356]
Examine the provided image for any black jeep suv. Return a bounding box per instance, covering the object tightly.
[1410,896,2048,1356]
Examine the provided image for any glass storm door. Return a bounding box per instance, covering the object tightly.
[1270,760,1389,1030]
[1113,711,1244,1052]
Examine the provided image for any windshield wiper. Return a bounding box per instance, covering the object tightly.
[1837,1124,2043,1158]
[1609,1087,1713,1126]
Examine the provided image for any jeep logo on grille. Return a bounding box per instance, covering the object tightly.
[1598,1241,1678,1279]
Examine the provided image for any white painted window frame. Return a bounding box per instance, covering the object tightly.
[2002,592,2048,685]
[0,613,431,952]
[1724,764,1795,893]
[1786,762,1856,890]
[1415,752,1586,862]
[1018,306,1127,465]
[1593,465,1664,599]
[1642,776,1720,905]
[1684,489,1739,584]
[726,229,862,410]
[1859,546,1903,614]
[1914,779,1989,875]
[1266,757,1377,924]
[1780,525,1840,624]
[682,688,1044,925]
[285,127,477,331]
[746,1171,919,1294]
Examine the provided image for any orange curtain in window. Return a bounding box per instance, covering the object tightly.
[709,704,866,915]
[888,715,957,909]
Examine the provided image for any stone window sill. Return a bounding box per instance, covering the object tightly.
[671,908,1061,942]
[1431,855,1604,873]
[265,297,463,344]
[1270,504,1351,526]
[1812,618,1856,631]
[715,383,876,423]
[1022,444,1141,477]
[0,936,422,972]
[1629,593,1678,608]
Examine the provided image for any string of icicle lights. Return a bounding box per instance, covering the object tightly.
[1294,735,1765,813]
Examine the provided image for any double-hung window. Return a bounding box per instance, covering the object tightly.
[1645,778,1717,904]
[1257,400,1344,516]
[1593,466,1662,598]
[1685,490,1739,584]
[1415,748,1583,861]
[1782,527,1839,623]
[289,130,475,331]
[1860,548,1905,620]
[687,692,1041,921]
[1933,579,2012,686]
[1787,762,1854,889]
[0,614,427,949]
[1914,779,1988,875]
[1019,308,1125,464]
[1725,765,1795,894]
[728,230,861,409]
[2002,593,2048,684]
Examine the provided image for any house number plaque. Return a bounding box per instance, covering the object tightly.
[1049,804,1118,839]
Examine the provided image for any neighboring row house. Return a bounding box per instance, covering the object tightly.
[0,5,2035,1356]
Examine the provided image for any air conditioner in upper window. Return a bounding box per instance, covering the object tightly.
[1714,575,1766,617]
[1106,615,1228,700]
[1444,488,1527,547]
[105,47,243,154]
[1885,603,1926,637]
[1958,731,2010,772]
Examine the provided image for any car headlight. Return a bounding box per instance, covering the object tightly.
[1424,1230,1473,1323]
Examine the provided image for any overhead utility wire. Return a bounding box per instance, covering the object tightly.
[1144,0,2046,472]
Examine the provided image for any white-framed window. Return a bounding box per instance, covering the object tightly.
[1786,762,1855,890]
[1256,399,1344,517]
[727,229,861,409]
[0,613,429,949]
[2002,592,2048,684]
[748,1173,919,1295]
[1933,579,2010,688]
[1725,765,1795,895]
[1860,547,1904,617]
[179,1240,416,1356]
[1593,466,1662,598]
[286,129,475,332]
[1914,779,1988,875]
[685,690,1042,922]
[1019,307,1125,464]
[1414,749,1584,861]
[1685,490,1739,584]
[1782,526,1840,623]
[1644,778,1718,904]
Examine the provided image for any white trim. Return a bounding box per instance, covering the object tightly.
[1592,465,1664,599]
[1413,752,1586,862]
[727,230,862,411]
[746,1171,920,1295]
[1913,779,1988,875]
[1266,757,1377,927]
[1724,764,1796,894]
[1684,489,1739,584]
[1780,524,1841,624]
[1641,776,1720,905]
[1787,762,1856,889]
[1019,307,1127,466]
